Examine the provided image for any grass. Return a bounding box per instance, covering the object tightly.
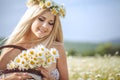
[67,56,120,80]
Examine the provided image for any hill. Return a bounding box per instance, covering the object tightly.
[64,41,120,53]
[64,41,98,53]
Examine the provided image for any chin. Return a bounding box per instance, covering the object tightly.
[35,33,49,39]
[36,35,45,39]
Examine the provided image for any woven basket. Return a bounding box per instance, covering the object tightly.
[0,45,42,80]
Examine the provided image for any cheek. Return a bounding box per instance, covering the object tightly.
[48,26,53,33]
[31,21,41,31]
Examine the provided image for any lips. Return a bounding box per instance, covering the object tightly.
[38,29,45,33]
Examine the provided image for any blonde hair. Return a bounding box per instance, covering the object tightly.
[2,5,63,53]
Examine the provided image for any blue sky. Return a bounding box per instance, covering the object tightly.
[0,0,120,42]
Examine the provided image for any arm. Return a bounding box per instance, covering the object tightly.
[0,48,32,80]
[55,44,69,80]
[0,73,32,80]
[0,49,21,70]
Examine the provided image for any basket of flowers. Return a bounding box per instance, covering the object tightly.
[0,45,59,80]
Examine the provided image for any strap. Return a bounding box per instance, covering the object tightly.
[0,45,26,51]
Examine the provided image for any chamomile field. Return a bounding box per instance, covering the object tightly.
[67,56,120,80]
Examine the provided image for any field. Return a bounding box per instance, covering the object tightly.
[67,56,120,80]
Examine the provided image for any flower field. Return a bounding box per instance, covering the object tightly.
[67,56,120,80]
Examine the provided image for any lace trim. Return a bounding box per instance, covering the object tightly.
[50,69,59,80]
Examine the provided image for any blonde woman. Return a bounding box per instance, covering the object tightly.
[0,0,68,80]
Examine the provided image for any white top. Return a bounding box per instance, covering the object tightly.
[50,69,59,80]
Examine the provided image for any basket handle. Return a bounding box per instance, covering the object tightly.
[0,45,26,51]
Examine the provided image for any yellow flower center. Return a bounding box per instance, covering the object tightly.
[41,48,44,51]
[16,59,20,63]
[22,61,25,64]
[46,2,51,6]
[52,9,57,15]
[23,53,27,56]
[47,58,51,63]
[25,57,28,61]
[53,51,56,55]
[30,61,35,65]
[34,57,37,61]
[30,51,34,55]
[39,53,42,56]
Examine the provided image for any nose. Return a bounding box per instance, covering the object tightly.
[42,22,48,31]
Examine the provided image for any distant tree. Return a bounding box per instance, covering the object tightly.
[95,43,120,56]
[67,49,77,56]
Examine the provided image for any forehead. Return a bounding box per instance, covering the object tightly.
[39,10,55,20]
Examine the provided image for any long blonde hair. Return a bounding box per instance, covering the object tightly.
[2,5,63,53]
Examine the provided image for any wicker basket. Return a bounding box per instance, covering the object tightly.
[0,45,43,80]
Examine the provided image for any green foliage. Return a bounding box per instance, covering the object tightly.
[64,41,98,53]
[0,37,5,46]
[64,41,120,56]
[95,43,120,56]
[81,50,95,56]
[67,49,78,56]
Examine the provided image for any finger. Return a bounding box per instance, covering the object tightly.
[42,77,48,80]
[13,73,32,79]
[41,70,50,78]
[37,67,48,72]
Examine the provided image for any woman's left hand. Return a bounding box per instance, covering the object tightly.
[36,67,55,80]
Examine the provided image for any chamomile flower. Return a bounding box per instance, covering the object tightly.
[51,56,56,63]
[29,59,37,69]
[44,49,52,58]
[7,61,16,69]
[27,0,66,17]
[51,8,58,15]
[36,45,46,52]
[14,56,21,65]
[27,49,36,56]
[46,57,52,65]
[37,58,46,67]
[18,58,28,70]
[59,6,65,17]
[45,0,52,8]
[42,62,49,68]
[50,48,59,58]
[7,44,59,71]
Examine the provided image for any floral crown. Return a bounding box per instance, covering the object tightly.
[27,0,66,17]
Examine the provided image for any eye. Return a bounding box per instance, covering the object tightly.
[38,18,44,22]
[49,22,54,25]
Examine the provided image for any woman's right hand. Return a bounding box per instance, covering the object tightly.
[1,72,32,80]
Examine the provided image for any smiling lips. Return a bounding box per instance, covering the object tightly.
[38,29,46,33]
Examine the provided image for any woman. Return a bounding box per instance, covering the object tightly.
[0,0,68,80]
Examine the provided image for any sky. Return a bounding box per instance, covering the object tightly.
[0,0,120,42]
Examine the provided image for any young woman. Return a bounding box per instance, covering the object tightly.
[0,0,68,80]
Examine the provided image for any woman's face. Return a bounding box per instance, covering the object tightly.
[31,11,55,39]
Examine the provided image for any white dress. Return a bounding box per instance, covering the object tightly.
[50,69,59,80]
